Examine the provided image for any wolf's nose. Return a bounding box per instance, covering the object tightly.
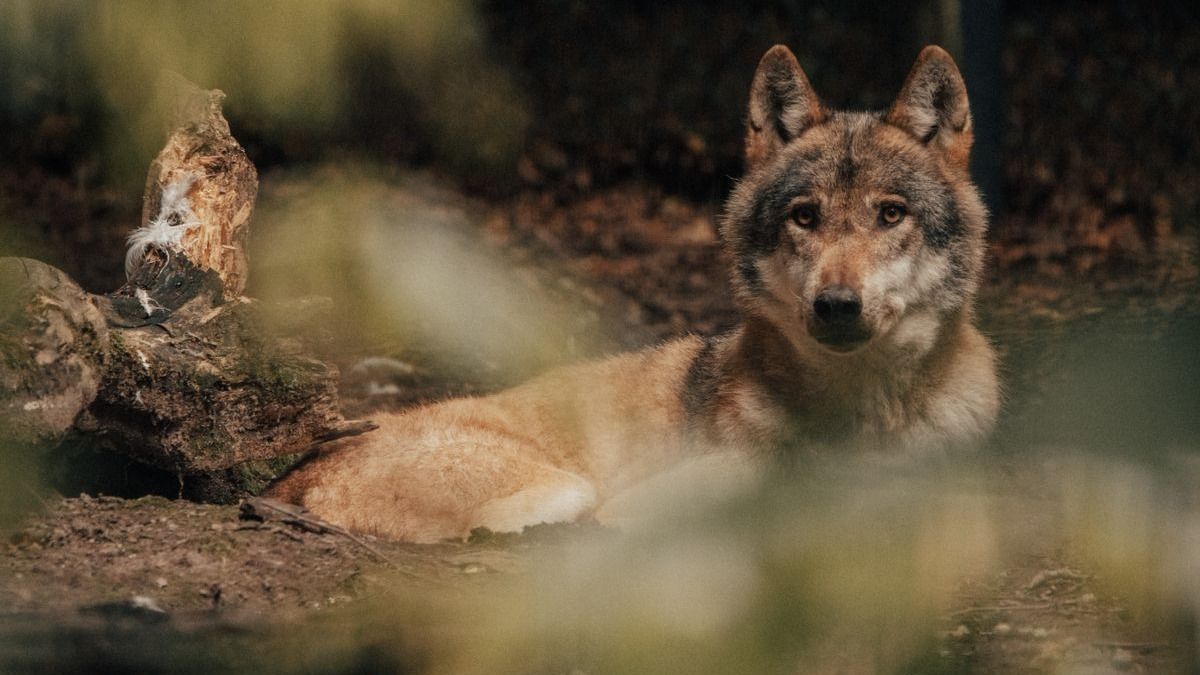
[813,286,862,324]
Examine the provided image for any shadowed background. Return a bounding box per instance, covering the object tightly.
[0,0,1196,291]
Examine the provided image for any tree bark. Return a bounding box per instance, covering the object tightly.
[0,259,108,447]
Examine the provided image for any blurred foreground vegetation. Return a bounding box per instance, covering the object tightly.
[1,1,1199,672]
[3,289,1199,672]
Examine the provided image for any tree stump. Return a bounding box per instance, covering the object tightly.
[0,78,373,502]
[130,77,256,296]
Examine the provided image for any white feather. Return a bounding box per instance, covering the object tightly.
[125,174,202,278]
[134,287,163,318]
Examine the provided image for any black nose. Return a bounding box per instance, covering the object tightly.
[813,286,862,324]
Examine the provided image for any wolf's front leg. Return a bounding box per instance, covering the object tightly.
[471,468,597,536]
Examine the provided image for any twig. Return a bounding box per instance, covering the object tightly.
[270,525,304,543]
[314,420,379,444]
[248,498,391,560]
[1026,567,1088,591]
[241,498,439,585]
[185,331,219,347]
[1093,641,1170,651]
[950,603,1052,617]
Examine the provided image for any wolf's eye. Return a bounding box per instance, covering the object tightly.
[791,204,819,229]
[879,203,907,227]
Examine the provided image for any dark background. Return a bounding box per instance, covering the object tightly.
[0,0,1197,292]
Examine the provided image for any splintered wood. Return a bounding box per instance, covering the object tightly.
[135,77,257,297]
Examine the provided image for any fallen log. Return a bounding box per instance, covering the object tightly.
[0,78,373,501]
[0,259,108,447]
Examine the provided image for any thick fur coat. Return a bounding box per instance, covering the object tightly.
[270,45,1000,542]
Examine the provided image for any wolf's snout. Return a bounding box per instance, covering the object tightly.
[813,286,862,325]
[810,286,870,352]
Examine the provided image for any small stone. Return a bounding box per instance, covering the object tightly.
[994,622,1012,635]
[951,624,970,638]
[1031,627,1049,639]
[154,577,168,589]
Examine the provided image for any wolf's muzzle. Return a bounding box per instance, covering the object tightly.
[813,286,861,324]
[811,286,871,351]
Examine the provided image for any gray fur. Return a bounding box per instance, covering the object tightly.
[682,336,721,432]
[723,110,986,315]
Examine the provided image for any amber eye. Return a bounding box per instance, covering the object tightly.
[879,203,907,227]
[791,204,819,229]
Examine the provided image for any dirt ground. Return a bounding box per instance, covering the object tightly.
[2,177,1199,673]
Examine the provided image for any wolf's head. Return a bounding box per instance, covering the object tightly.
[722,45,987,358]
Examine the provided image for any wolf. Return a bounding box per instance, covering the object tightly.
[270,45,1000,542]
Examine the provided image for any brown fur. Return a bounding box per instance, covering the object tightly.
[269,45,1000,542]
[272,338,704,541]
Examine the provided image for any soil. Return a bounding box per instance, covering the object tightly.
[3,176,1199,672]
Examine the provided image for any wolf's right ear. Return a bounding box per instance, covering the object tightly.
[745,45,825,171]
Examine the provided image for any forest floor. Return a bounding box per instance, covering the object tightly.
[2,175,1198,673]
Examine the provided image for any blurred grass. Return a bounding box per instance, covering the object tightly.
[0,441,41,532]
[241,310,1200,673]
[211,451,1196,674]
[0,258,39,532]
[0,201,52,264]
[436,466,998,675]
[0,262,44,531]
[0,0,529,190]
[250,164,611,380]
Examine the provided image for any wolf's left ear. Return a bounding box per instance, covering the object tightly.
[887,46,973,167]
[745,45,825,171]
